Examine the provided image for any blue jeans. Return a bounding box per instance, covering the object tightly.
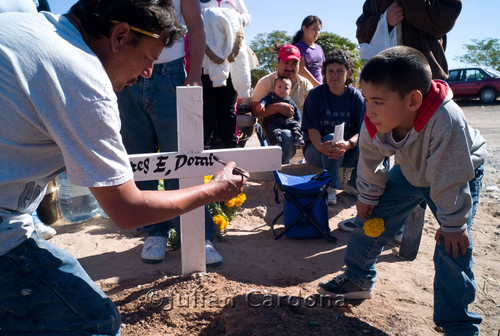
[303,133,358,188]
[117,59,215,241]
[343,164,483,335]
[266,129,296,164]
[0,235,120,335]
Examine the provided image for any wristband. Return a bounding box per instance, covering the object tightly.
[348,139,355,148]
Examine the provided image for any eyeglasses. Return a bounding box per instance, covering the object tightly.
[109,20,160,39]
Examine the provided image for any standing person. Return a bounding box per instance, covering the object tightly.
[356,0,462,80]
[200,0,252,149]
[255,77,305,147]
[292,15,325,87]
[302,49,364,206]
[0,1,248,334]
[318,46,486,336]
[252,44,314,164]
[116,0,223,267]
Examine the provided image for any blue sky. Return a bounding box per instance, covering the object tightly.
[49,0,499,69]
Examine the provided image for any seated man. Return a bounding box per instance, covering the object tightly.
[252,44,313,164]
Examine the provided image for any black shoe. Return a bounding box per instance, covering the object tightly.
[317,274,372,300]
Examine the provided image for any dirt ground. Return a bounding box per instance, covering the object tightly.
[50,99,500,336]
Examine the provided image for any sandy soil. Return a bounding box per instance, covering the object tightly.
[49,100,500,336]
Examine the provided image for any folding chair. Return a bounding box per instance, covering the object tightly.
[270,170,336,242]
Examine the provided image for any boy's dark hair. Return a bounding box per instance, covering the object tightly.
[322,49,354,85]
[275,77,292,87]
[69,0,182,47]
[291,15,322,45]
[360,46,432,98]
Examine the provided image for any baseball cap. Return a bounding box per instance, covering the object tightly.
[278,44,300,62]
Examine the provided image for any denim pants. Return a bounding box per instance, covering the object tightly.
[0,235,120,335]
[343,164,483,335]
[303,133,358,188]
[266,128,296,164]
[117,58,214,241]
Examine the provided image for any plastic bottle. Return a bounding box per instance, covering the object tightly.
[55,172,100,223]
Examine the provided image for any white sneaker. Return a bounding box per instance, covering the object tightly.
[34,222,57,240]
[141,236,167,263]
[327,188,337,206]
[394,225,405,244]
[338,218,357,232]
[205,240,223,267]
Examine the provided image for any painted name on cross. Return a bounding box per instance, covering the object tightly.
[130,152,219,179]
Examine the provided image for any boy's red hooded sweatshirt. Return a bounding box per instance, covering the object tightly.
[357,80,487,232]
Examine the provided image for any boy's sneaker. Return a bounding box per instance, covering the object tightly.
[294,138,305,147]
[205,240,223,267]
[273,130,282,143]
[141,236,167,263]
[317,274,372,300]
[34,222,57,240]
[327,188,337,206]
[337,218,357,232]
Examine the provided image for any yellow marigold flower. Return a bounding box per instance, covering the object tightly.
[363,218,385,238]
[204,175,213,184]
[213,215,228,231]
[224,198,236,208]
[234,193,246,207]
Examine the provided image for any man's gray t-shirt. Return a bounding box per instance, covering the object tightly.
[0,11,134,255]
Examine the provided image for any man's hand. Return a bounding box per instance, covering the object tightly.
[210,161,248,201]
[435,228,470,259]
[386,1,404,27]
[275,102,295,118]
[356,200,375,219]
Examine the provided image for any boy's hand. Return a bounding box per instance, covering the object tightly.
[435,228,470,259]
[356,200,375,219]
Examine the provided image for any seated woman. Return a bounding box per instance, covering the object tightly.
[302,49,364,205]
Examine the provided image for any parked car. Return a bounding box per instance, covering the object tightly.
[446,67,500,103]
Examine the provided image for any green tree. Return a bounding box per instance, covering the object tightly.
[316,32,361,82]
[454,38,500,71]
[249,30,291,74]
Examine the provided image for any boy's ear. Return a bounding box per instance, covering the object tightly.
[408,89,423,112]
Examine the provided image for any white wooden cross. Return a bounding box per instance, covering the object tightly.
[129,86,281,276]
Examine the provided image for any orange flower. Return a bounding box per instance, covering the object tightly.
[363,218,385,238]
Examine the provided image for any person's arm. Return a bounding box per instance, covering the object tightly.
[356,0,392,43]
[182,0,205,86]
[91,162,248,230]
[400,0,462,36]
[298,56,321,87]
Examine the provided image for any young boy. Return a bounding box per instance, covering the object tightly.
[318,46,486,335]
[255,77,305,147]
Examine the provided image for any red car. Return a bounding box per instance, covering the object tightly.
[446,67,500,103]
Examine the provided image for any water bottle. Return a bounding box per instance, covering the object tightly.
[56,172,100,223]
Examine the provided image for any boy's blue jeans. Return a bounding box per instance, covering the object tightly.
[343,164,483,335]
[0,234,121,335]
[116,58,214,242]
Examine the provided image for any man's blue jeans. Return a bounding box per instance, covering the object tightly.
[117,58,214,241]
[343,164,483,335]
[303,133,358,188]
[0,235,120,335]
[266,129,296,164]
